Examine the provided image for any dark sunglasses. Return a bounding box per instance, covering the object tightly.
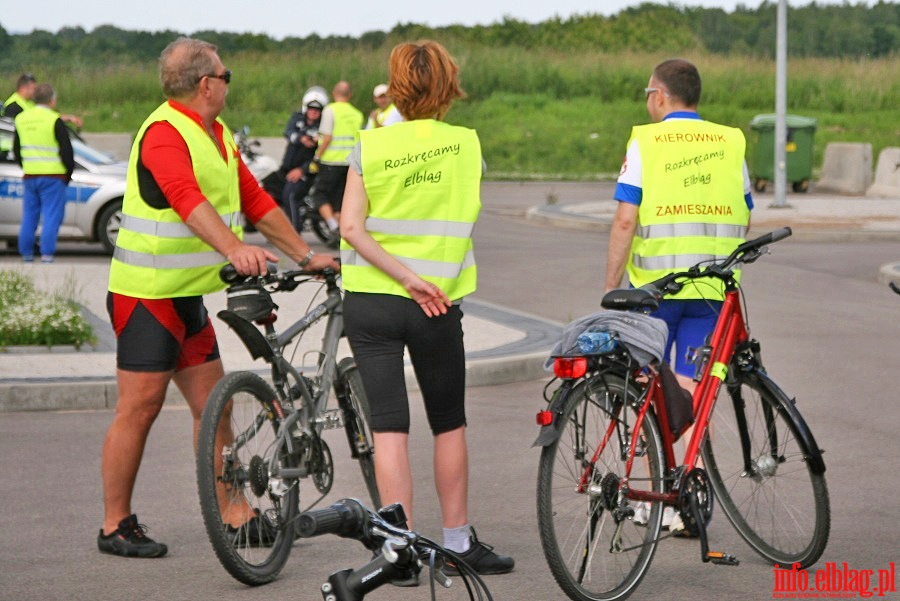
[201,70,232,84]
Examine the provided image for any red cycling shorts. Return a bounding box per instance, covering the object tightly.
[106,292,220,372]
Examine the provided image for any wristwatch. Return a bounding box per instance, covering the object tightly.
[299,250,315,268]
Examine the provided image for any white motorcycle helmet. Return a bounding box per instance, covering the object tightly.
[302,86,329,113]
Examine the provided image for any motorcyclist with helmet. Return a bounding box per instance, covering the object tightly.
[278,87,328,232]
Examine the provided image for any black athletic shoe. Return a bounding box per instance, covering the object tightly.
[97,514,168,558]
[443,529,514,576]
[226,511,278,547]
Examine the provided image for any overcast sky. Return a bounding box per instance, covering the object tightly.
[1,0,873,39]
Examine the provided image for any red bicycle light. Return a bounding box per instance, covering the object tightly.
[554,357,588,379]
[536,410,553,426]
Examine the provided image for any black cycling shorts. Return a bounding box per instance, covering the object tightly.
[106,292,220,372]
[309,164,348,211]
[343,292,466,435]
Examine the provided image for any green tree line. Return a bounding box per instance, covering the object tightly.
[1,1,897,70]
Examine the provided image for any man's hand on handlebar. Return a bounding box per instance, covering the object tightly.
[226,244,280,276]
[305,253,340,272]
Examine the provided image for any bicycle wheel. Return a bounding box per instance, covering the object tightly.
[197,372,299,585]
[537,373,664,601]
[337,357,382,509]
[702,368,830,568]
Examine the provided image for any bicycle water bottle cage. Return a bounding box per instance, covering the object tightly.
[601,288,660,312]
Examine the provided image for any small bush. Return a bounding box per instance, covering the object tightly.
[0,270,94,348]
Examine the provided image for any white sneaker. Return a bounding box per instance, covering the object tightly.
[631,501,651,525]
[631,503,677,528]
[667,510,685,532]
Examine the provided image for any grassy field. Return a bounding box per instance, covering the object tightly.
[6,49,897,180]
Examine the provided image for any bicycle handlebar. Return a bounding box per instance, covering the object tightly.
[644,227,792,297]
[219,262,340,289]
[297,498,372,540]
[298,498,494,601]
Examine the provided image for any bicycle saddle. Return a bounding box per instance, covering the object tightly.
[601,288,660,312]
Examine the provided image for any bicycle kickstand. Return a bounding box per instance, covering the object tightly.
[690,493,739,566]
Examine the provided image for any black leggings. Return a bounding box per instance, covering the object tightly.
[343,292,466,435]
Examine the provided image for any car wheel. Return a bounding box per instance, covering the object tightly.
[96,199,123,255]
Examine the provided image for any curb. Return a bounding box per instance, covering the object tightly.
[0,299,562,413]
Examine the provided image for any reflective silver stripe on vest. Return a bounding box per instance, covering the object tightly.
[365,217,474,238]
[341,249,475,279]
[632,253,730,271]
[113,246,225,269]
[21,144,59,152]
[637,223,747,240]
[120,212,242,238]
[21,156,61,163]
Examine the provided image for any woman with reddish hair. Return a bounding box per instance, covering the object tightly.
[339,40,514,584]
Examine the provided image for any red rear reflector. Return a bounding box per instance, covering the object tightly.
[554,357,588,379]
[536,410,553,426]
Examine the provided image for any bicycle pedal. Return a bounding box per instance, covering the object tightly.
[705,551,739,566]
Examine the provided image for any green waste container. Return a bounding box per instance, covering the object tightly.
[749,114,817,193]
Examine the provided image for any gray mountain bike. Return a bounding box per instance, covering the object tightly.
[196,264,380,586]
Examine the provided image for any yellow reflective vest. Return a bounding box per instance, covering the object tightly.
[341,119,482,301]
[1,92,34,117]
[108,102,242,299]
[14,106,66,175]
[320,101,363,165]
[627,118,750,300]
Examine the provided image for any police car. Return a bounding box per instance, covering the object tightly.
[0,116,126,254]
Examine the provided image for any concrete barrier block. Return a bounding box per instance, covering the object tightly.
[80,133,133,162]
[816,142,872,195]
[867,147,900,198]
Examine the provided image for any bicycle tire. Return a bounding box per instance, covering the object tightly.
[702,368,830,568]
[197,372,299,585]
[537,373,664,601]
[337,357,382,509]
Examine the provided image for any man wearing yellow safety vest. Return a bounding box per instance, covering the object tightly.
[12,83,74,263]
[606,58,753,394]
[365,83,403,130]
[2,73,84,127]
[2,73,37,120]
[98,37,338,559]
[309,81,364,244]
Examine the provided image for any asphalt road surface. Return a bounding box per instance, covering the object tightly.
[1,182,898,601]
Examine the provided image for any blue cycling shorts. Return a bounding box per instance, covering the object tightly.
[652,299,723,377]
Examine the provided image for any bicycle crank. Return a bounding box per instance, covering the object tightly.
[681,468,738,566]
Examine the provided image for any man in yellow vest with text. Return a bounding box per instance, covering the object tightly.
[309,81,364,246]
[13,83,74,263]
[606,58,753,390]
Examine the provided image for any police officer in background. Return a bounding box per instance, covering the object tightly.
[99,37,337,559]
[13,83,74,263]
[3,73,83,127]
[279,88,327,231]
[605,58,753,392]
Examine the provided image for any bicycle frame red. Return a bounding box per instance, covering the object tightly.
[581,287,748,504]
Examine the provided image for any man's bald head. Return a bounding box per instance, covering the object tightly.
[332,81,352,101]
[159,37,219,99]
